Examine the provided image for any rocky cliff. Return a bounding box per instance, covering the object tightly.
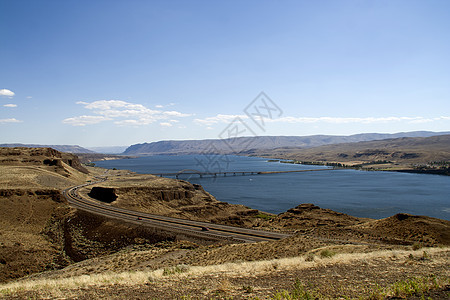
[0,147,88,174]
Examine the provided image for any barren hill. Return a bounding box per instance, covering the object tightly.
[0,147,92,282]
[0,147,89,189]
[250,134,450,170]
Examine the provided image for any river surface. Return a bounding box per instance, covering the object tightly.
[94,155,450,220]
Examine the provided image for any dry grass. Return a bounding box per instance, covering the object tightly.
[1,247,448,297]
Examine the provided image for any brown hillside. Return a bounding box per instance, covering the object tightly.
[353,213,450,246]
[252,204,450,247]
[0,147,90,190]
[0,147,88,173]
[0,189,70,282]
[0,147,93,282]
[253,134,450,169]
[257,203,369,231]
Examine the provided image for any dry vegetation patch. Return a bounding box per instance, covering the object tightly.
[1,247,448,299]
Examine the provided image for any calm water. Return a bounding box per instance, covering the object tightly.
[94,155,450,220]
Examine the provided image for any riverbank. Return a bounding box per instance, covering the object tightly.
[269,158,450,176]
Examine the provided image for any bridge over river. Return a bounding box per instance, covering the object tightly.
[153,168,334,178]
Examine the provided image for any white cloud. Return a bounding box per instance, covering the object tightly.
[193,114,450,127]
[3,104,17,108]
[65,99,192,126]
[155,103,176,108]
[62,115,111,126]
[114,119,144,126]
[0,89,15,97]
[266,116,450,124]
[194,114,248,126]
[26,96,32,99]
[0,118,22,124]
[163,110,192,117]
[160,122,173,127]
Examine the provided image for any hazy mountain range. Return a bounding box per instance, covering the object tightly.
[2,131,449,155]
[86,146,129,154]
[123,131,450,155]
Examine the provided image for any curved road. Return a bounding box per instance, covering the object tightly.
[63,178,291,243]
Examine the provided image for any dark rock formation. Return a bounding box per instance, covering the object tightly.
[88,187,118,203]
[287,203,320,214]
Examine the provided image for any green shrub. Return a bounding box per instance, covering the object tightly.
[255,213,274,220]
[392,277,429,297]
[272,280,319,299]
[319,249,335,258]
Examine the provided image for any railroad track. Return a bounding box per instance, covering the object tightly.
[63,179,291,243]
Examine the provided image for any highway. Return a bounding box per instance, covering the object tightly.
[63,179,291,243]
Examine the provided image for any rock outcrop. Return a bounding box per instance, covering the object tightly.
[0,147,88,174]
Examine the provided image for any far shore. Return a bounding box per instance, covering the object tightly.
[265,157,450,176]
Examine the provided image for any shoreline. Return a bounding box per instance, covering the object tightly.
[266,157,450,176]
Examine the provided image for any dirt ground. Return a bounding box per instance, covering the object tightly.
[2,247,449,299]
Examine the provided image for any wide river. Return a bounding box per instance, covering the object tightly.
[94,155,450,220]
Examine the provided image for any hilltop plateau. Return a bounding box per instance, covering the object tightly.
[0,144,95,154]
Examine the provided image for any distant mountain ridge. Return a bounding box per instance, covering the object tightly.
[243,134,450,175]
[0,143,95,154]
[123,131,450,155]
[86,146,128,154]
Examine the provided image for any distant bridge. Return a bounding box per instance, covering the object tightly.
[153,168,334,179]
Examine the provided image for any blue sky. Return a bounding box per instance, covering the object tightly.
[1,0,449,147]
